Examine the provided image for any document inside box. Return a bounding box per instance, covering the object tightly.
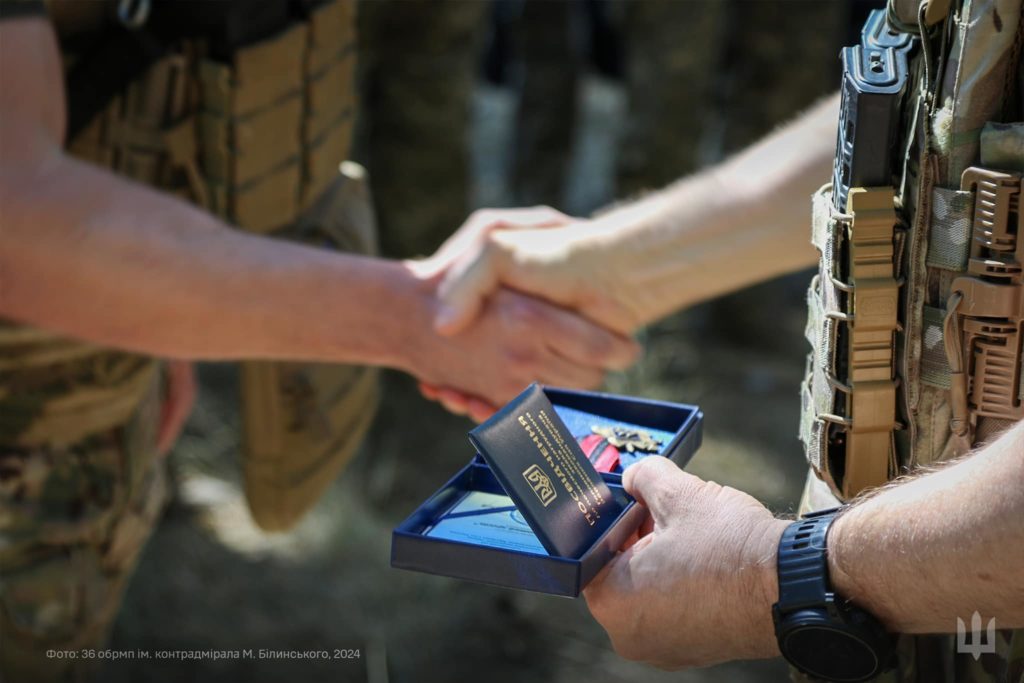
[424,490,549,555]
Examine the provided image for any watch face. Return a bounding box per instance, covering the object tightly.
[782,625,880,683]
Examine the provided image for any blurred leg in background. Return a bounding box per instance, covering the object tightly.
[356,0,487,258]
[508,0,582,208]
[616,0,726,197]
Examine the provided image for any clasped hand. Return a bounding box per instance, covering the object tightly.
[409,206,642,420]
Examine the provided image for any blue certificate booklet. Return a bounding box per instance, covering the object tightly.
[469,384,626,558]
[425,491,548,555]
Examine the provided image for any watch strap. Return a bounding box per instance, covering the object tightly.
[775,507,840,615]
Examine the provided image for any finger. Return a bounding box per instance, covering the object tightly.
[534,304,641,371]
[638,509,656,538]
[466,397,498,423]
[418,381,441,401]
[157,360,196,455]
[583,541,637,612]
[434,239,508,336]
[622,456,695,529]
[533,347,606,391]
[436,387,472,417]
[620,527,642,551]
[422,206,572,277]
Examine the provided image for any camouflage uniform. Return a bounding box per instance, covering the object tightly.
[356,0,486,258]
[1,1,377,679]
[797,0,1024,680]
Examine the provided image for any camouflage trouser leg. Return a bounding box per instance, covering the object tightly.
[0,377,166,683]
[509,0,581,208]
[798,472,1024,683]
[357,0,486,258]
[616,0,726,197]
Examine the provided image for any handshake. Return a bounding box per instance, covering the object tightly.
[403,205,656,421]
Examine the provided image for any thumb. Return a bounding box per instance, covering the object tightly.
[434,239,507,336]
[622,456,693,528]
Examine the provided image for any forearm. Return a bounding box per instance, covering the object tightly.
[587,93,838,324]
[828,420,1024,632]
[0,153,427,369]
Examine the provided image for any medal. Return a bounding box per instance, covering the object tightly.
[590,425,663,454]
[578,434,621,473]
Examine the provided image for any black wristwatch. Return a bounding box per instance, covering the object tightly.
[771,508,894,682]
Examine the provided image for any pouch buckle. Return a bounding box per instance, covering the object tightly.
[949,167,1024,423]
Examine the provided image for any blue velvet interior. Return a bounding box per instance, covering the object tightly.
[552,404,677,473]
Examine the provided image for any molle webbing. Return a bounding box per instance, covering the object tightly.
[63,0,331,140]
[841,188,902,497]
[198,0,356,233]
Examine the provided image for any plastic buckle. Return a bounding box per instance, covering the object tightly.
[949,168,1024,421]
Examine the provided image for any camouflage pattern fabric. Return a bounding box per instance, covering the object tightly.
[0,372,166,682]
[616,0,727,197]
[796,0,1024,678]
[356,0,486,258]
[1,0,375,678]
[509,0,581,208]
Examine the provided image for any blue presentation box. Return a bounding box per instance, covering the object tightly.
[390,387,703,597]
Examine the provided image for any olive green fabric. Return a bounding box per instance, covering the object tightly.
[356,0,486,258]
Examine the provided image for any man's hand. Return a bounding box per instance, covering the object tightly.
[411,205,643,339]
[423,208,645,338]
[157,360,196,455]
[425,98,842,342]
[404,286,640,419]
[584,456,785,669]
[412,206,651,419]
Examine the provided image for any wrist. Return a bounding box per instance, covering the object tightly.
[386,261,442,374]
[585,170,758,327]
[826,504,895,628]
[746,517,789,658]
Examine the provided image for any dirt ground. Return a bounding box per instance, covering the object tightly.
[101,79,812,683]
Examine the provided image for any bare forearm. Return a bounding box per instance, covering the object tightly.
[588,94,838,322]
[829,420,1024,632]
[0,153,424,368]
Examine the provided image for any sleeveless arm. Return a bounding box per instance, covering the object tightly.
[828,419,1024,632]
[432,93,840,336]
[0,18,637,406]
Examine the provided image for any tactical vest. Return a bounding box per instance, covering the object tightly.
[0,0,379,531]
[800,0,1023,506]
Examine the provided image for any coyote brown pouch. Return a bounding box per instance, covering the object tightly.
[240,164,379,532]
